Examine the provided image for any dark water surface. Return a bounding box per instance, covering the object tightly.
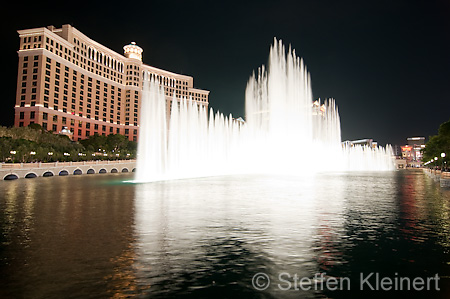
[1,170,449,298]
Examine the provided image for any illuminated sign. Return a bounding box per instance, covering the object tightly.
[401,146,412,152]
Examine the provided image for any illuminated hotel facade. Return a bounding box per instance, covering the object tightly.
[15,24,209,141]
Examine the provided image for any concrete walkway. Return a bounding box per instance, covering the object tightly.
[424,168,450,188]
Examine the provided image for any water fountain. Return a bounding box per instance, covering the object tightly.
[135,39,394,182]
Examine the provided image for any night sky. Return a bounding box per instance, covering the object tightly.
[2,0,449,146]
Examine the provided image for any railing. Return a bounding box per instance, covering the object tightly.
[0,160,136,169]
[442,172,450,179]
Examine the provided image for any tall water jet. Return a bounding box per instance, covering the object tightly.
[135,79,167,182]
[135,39,394,182]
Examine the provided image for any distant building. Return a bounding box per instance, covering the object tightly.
[401,137,425,167]
[312,99,326,117]
[15,24,209,141]
[342,138,378,149]
[407,137,425,147]
[393,144,402,157]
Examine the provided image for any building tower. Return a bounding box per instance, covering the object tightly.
[123,42,143,61]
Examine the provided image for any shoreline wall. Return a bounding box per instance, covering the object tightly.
[1,160,136,180]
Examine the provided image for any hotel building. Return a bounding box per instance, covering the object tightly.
[15,24,209,141]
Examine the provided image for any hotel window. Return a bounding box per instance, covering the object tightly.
[19,112,24,119]
[52,124,57,132]
[30,111,35,119]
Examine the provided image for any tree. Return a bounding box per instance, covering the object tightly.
[106,134,128,152]
[423,119,450,166]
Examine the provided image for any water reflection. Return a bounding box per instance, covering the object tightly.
[1,171,450,298]
[133,171,450,298]
[0,174,137,298]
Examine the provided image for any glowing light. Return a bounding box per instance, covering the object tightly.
[135,39,394,183]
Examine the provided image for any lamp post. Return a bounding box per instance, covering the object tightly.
[30,151,36,160]
[441,153,446,172]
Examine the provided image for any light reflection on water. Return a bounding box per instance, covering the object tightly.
[0,170,450,298]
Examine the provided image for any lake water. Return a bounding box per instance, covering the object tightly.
[0,170,449,298]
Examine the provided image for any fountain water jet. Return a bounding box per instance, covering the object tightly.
[135,39,394,182]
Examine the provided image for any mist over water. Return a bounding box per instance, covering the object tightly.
[136,39,394,182]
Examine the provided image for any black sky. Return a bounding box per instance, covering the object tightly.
[2,0,449,146]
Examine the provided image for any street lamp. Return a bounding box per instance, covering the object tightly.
[441,153,446,171]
